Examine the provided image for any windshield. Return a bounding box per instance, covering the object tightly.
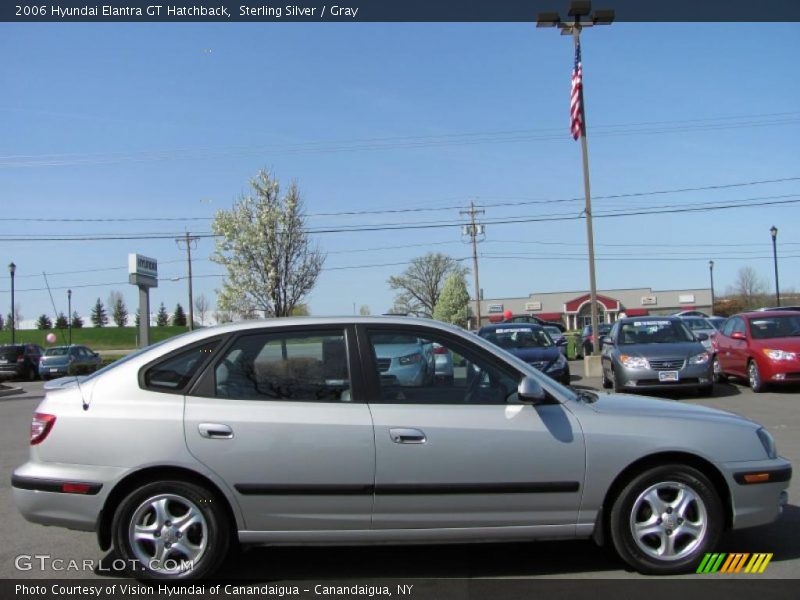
[619,320,694,344]
[481,327,553,349]
[544,326,561,336]
[45,347,70,356]
[749,316,800,339]
[682,318,712,331]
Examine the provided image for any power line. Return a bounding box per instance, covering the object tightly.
[1,175,797,222]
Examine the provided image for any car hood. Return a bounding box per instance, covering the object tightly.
[615,341,706,358]
[503,347,560,363]
[748,337,800,351]
[586,391,753,426]
[374,344,423,359]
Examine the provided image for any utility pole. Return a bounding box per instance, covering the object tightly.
[176,232,200,330]
[461,201,485,329]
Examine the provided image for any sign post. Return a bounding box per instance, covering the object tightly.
[128,254,158,348]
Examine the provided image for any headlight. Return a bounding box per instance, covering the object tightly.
[757,427,777,459]
[620,354,648,369]
[399,353,422,365]
[688,352,710,365]
[762,348,797,361]
[546,354,567,371]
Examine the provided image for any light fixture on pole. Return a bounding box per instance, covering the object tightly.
[8,262,16,344]
[538,1,613,354]
[67,289,72,345]
[708,261,715,315]
[769,225,780,307]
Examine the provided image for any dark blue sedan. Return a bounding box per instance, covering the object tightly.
[478,323,570,385]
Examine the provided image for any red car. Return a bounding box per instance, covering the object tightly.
[711,310,800,392]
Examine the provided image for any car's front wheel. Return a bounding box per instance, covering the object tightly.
[609,464,723,574]
[712,355,727,383]
[748,360,766,393]
[112,480,230,580]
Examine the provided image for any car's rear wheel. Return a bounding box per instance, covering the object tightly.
[609,464,723,574]
[748,360,766,393]
[712,356,727,383]
[112,481,229,580]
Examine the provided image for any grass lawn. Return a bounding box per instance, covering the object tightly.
[0,326,190,351]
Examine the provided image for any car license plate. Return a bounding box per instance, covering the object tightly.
[659,371,679,382]
[0,359,7,364]
[50,368,58,373]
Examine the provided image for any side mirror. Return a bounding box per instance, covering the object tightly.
[517,376,547,405]
[696,333,709,341]
[731,331,746,340]
[557,338,568,346]
[601,335,613,346]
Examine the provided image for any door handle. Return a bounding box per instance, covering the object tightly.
[389,428,426,444]
[198,423,234,439]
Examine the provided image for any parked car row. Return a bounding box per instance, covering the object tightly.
[0,344,101,382]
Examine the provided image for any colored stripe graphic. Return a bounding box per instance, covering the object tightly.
[698,552,772,574]
[744,553,773,573]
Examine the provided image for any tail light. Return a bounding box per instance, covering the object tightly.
[30,413,56,445]
[17,356,25,363]
[433,346,449,355]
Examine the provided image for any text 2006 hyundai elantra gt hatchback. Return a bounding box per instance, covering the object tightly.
[12,317,791,579]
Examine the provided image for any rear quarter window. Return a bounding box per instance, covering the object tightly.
[142,340,220,393]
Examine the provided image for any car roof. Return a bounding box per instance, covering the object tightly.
[617,316,681,323]
[737,310,800,319]
[479,322,543,331]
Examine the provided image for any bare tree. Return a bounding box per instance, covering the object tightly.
[388,253,468,318]
[194,293,210,326]
[212,169,325,317]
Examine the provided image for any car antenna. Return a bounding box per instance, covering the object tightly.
[42,272,89,411]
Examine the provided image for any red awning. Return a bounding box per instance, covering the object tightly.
[537,313,563,320]
[488,315,504,323]
[624,308,649,317]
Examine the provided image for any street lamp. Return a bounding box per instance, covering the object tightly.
[708,260,715,315]
[67,289,72,345]
[8,262,16,344]
[770,225,780,307]
[538,1,613,354]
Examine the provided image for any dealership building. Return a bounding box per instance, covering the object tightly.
[471,287,713,330]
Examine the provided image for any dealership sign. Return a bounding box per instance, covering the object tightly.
[525,301,542,311]
[641,296,657,306]
[487,304,504,314]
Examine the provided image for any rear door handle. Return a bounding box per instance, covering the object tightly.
[389,428,426,444]
[198,423,234,439]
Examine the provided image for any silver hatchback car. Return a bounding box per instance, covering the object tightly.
[13,317,790,580]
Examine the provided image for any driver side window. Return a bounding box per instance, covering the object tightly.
[366,329,520,405]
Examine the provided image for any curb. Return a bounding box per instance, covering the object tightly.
[0,385,24,398]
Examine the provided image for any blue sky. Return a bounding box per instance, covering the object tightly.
[1,22,798,325]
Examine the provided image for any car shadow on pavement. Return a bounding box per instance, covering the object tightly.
[719,504,800,562]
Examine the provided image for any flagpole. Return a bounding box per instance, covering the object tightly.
[574,29,601,355]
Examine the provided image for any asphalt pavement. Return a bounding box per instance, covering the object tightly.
[1,364,798,580]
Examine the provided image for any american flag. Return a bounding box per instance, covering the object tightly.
[570,41,584,140]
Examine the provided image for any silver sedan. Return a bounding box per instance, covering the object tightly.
[13,316,790,580]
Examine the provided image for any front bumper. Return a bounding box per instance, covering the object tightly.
[616,361,713,390]
[722,458,792,530]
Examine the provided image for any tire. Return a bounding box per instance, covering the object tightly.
[748,360,766,393]
[601,368,612,389]
[712,355,727,383]
[609,464,723,575]
[112,480,230,580]
[612,368,625,394]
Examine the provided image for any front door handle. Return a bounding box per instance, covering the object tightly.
[198,423,234,439]
[389,428,426,444]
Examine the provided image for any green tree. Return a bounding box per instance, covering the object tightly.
[90,298,108,327]
[433,273,471,328]
[71,311,84,329]
[156,303,169,327]
[109,291,128,327]
[36,314,53,330]
[172,303,187,326]
[389,253,469,318]
[134,309,141,327]
[211,169,325,318]
[54,312,69,329]
[289,304,310,316]
[358,305,371,316]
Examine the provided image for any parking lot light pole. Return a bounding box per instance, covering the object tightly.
[708,260,715,314]
[67,289,72,345]
[770,225,780,307]
[538,1,613,353]
[8,262,16,344]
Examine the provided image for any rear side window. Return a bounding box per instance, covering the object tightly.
[214,330,350,402]
[144,341,219,392]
